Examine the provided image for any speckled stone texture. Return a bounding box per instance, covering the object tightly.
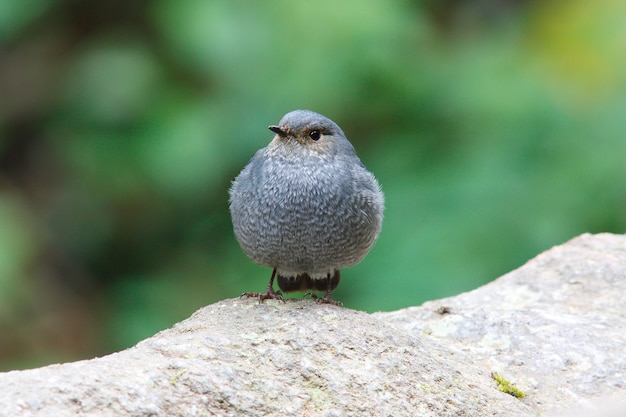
[0,233,624,416]
[378,233,626,416]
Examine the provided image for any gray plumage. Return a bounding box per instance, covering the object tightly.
[229,110,384,303]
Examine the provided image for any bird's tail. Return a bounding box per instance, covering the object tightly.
[277,270,340,293]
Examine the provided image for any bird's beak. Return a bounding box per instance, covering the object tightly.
[269,125,288,137]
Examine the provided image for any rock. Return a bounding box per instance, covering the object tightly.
[0,302,532,417]
[377,233,626,416]
[0,233,623,416]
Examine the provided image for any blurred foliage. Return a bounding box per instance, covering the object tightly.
[0,0,624,370]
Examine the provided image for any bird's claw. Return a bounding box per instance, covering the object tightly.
[304,292,343,307]
[240,288,285,304]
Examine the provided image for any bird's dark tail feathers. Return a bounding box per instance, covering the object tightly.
[277,270,340,293]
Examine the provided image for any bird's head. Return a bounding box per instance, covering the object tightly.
[267,110,354,157]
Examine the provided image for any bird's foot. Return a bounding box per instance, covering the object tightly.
[304,292,343,307]
[240,287,285,304]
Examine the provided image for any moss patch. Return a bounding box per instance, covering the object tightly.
[491,372,527,399]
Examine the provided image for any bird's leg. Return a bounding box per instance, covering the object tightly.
[240,268,285,303]
[305,272,343,306]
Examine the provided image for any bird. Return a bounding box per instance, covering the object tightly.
[229,110,384,305]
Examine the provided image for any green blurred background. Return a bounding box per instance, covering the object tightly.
[0,0,624,371]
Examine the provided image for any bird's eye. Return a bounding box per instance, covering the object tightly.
[309,130,321,141]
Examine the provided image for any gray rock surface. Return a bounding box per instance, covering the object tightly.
[377,232,626,416]
[0,233,624,416]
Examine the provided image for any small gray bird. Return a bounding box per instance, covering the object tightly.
[229,110,384,305]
